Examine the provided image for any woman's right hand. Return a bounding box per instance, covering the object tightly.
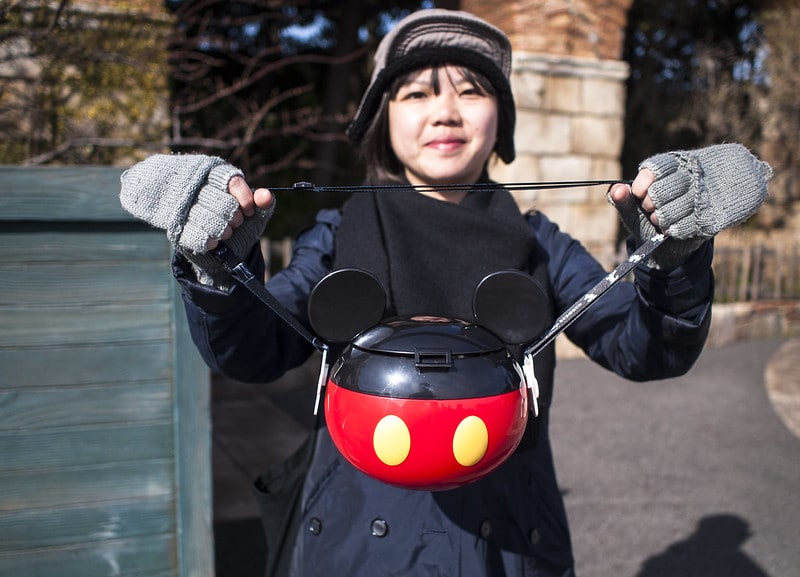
[120,154,275,290]
[212,175,274,250]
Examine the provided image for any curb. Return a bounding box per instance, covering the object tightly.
[764,338,800,439]
[706,301,800,349]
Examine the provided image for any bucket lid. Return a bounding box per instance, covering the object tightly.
[352,316,504,357]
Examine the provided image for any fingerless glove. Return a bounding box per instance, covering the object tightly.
[610,143,771,270]
[120,154,274,290]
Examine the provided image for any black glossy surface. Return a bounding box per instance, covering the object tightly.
[331,317,522,400]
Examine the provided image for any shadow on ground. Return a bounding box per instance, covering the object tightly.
[633,514,769,577]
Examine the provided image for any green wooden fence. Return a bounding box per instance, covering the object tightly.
[0,167,213,577]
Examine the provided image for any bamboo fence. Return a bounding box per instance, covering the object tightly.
[712,230,800,303]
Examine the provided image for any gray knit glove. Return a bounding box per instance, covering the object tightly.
[120,154,274,290]
[610,143,771,269]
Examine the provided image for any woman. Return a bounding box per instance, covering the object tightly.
[120,9,770,577]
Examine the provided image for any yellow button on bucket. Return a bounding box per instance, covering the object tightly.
[453,415,488,467]
[373,415,411,466]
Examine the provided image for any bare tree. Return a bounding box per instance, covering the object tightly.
[1,0,420,183]
[753,0,800,228]
[623,0,798,229]
[165,0,369,184]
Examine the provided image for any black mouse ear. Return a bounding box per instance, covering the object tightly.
[308,268,387,343]
[472,270,552,344]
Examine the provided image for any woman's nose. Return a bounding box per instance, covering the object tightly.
[431,94,462,125]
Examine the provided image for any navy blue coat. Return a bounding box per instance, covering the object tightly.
[175,208,713,577]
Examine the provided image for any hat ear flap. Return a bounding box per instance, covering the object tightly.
[308,268,387,343]
[472,270,552,344]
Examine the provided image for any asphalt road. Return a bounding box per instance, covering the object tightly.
[550,337,800,577]
[213,337,799,577]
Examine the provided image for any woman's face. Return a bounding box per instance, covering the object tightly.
[388,66,499,201]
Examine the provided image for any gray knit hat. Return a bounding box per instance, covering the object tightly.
[347,9,516,164]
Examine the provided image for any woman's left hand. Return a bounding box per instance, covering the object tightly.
[608,168,659,227]
[607,143,772,269]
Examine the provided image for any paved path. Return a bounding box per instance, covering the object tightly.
[550,337,800,577]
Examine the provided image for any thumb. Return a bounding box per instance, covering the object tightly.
[607,182,633,205]
[254,188,274,210]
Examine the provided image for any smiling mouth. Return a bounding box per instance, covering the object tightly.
[427,138,465,150]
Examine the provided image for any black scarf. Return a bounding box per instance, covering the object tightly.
[334,181,538,321]
[334,179,557,449]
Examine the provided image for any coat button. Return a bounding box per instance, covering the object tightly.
[371,518,389,538]
[479,519,492,539]
[308,517,322,535]
[529,528,541,546]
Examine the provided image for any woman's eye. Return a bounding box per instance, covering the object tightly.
[460,87,483,97]
[402,90,428,100]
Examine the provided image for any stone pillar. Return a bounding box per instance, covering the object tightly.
[463,0,633,268]
[491,55,628,266]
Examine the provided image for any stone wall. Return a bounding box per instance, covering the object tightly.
[463,0,633,267]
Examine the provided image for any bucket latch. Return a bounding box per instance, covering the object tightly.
[414,348,453,369]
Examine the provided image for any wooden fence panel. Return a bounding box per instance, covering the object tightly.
[0,167,212,577]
